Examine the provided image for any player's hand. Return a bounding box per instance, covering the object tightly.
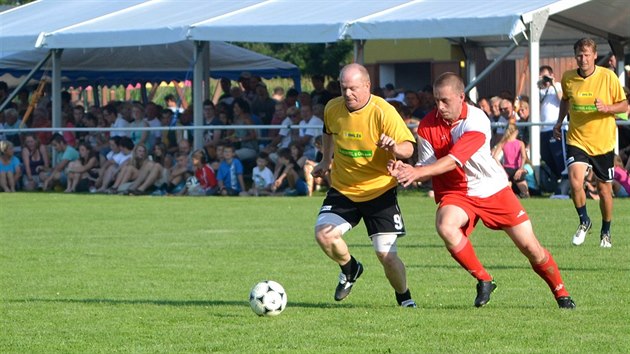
[390,162,418,188]
[376,133,397,155]
[387,159,405,177]
[552,122,563,140]
[311,160,331,178]
[595,98,608,113]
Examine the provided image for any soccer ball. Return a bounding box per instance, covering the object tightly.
[249,280,287,316]
[185,176,199,189]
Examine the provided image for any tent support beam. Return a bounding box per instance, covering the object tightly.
[52,49,63,131]
[0,51,52,112]
[353,40,365,64]
[528,9,549,169]
[608,39,626,86]
[551,15,625,43]
[193,41,208,151]
[464,40,521,93]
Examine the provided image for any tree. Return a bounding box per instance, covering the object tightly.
[236,41,354,80]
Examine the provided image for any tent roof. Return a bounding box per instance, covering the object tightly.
[0,0,147,53]
[0,41,299,86]
[25,0,629,51]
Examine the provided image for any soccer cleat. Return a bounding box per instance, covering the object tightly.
[334,262,363,301]
[571,220,592,246]
[557,296,576,309]
[400,299,417,308]
[474,280,497,307]
[600,232,612,248]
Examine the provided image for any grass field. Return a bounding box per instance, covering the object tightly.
[1,193,629,353]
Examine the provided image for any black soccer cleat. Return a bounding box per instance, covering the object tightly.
[556,296,576,309]
[474,280,497,307]
[334,261,363,301]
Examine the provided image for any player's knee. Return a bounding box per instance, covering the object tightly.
[374,251,398,266]
[371,234,398,255]
[314,224,337,246]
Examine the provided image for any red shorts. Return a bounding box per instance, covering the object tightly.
[438,187,529,237]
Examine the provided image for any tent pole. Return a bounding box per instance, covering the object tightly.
[51,49,63,131]
[528,10,549,174]
[353,40,365,64]
[464,41,520,93]
[193,41,207,151]
[203,41,210,100]
[0,51,52,112]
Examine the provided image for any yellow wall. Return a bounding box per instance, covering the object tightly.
[364,38,464,63]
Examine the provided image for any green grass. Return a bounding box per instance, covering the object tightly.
[1,193,629,353]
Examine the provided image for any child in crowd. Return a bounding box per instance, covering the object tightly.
[613,155,630,197]
[303,135,329,196]
[248,152,275,196]
[185,149,218,196]
[492,124,529,198]
[0,140,22,192]
[271,148,308,196]
[216,145,247,196]
[166,152,190,195]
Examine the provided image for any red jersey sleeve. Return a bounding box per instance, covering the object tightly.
[449,131,485,166]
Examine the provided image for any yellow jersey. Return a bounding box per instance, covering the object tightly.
[562,65,627,155]
[324,95,415,202]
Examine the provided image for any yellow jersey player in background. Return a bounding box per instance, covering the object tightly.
[554,38,628,248]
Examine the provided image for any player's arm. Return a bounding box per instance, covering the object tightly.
[595,98,628,115]
[390,155,457,187]
[377,134,413,160]
[553,98,570,140]
[311,131,333,178]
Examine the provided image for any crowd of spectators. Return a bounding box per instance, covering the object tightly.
[1,67,629,198]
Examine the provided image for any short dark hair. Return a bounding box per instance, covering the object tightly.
[50,133,66,145]
[103,103,117,116]
[286,88,299,98]
[539,65,554,74]
[119,136,135,150]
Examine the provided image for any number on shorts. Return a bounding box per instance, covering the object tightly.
[393,214,403,230]
[608,167,614,181]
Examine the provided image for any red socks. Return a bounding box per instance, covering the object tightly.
[449,238,570,299]
[449,237,493,282]
[531,249,570,299]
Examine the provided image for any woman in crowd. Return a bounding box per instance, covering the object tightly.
[228,98,258,162]
[20,133,49,191]
[65,142,99,193]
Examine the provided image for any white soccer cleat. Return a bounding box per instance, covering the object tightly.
[600,233,612,248]
[572,221,591,246]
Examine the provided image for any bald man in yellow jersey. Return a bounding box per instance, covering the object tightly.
[311,63,417,307]
[553,38,628,248]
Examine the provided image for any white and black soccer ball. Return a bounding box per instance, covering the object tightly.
[185,176,199,189]
[249,280,287,317]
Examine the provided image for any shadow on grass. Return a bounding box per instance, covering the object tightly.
[6,298,359,309]
[7,298,557,311]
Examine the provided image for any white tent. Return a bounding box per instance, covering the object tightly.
[0,41,300,87]
[2,0,628,158]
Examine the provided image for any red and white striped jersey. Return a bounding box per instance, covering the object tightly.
[417,102,508,203]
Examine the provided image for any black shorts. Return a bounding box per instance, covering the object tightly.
[504,167,526,182]
[565,145,614,182]
[318,187,406,237]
